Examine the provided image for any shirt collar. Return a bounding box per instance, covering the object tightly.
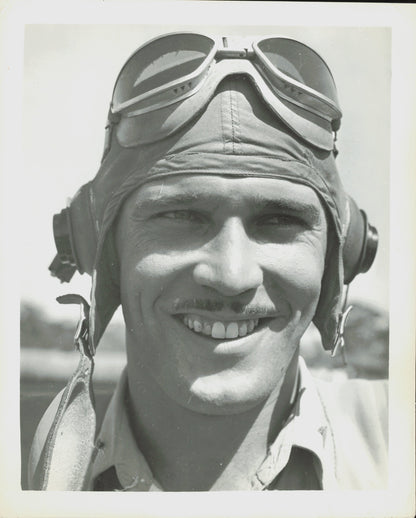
[91,357,337,491]
[253,357,338,490]
[91,369,161,491]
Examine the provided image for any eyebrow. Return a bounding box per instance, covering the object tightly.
[131,193,219,216]
[132,191,323,223]
[257,198,323,223]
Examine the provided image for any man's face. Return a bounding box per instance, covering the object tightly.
[116,175,327,415]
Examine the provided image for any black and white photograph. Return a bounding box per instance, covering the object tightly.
[0,1,415,518]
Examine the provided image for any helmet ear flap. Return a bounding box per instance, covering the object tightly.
[343,195,379,285]
[49,183,97,282]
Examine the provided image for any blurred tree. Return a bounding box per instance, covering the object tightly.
[343,302,389,379]
[20,302,75,350]
[20,301,125,352]
[300,301,389,380]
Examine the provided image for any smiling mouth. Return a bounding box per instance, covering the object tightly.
[181,314,265,340]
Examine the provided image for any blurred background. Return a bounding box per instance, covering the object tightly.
[19,24,390,488]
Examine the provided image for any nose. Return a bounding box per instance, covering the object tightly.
[193,218,263,296]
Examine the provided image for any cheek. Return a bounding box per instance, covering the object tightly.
[121,251,188,291]
[287,254,324,296]
[263,240,326,304]
[119,220,194,278]
[119,247,193,333]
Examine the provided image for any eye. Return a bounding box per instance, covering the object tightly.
[256,213,306,227]
[156,210,206,223]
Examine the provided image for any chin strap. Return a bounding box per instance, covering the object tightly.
[331,285,353,358]
[28,295,97,490]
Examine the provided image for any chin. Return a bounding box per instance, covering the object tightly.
[183,372,277,416]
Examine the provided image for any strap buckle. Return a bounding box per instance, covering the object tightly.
[331,304,353,357]
[57,294,94,358]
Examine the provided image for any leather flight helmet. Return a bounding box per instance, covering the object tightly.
[49,35,379,353]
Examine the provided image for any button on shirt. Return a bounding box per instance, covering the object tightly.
[89,358,388,491]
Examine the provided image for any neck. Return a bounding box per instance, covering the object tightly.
[125,350,299,491]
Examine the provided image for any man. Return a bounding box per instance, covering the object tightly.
[28,33,387,491]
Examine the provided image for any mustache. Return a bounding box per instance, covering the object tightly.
[172,298,277,316]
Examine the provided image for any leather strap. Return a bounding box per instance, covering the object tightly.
[28,295,97,490]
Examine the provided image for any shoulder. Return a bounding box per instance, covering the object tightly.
[315,376,388,489]
[315,376,388,434]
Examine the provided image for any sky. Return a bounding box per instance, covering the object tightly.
[19,23,390,321]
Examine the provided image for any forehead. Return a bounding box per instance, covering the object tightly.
[128,174,326,215]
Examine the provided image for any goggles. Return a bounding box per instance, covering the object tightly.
[108,33,342,151]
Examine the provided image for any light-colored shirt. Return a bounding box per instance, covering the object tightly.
[89,358,388,491]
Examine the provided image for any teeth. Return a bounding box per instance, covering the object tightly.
[212,322,225,339]
[238,322,248,337]
[202,322,212,336]
[225,322,239,339]
[182,316,260,340]
[193,319,202,333]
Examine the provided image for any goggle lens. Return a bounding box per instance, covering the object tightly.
[256,37,338,105]
[113,33,215,112]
